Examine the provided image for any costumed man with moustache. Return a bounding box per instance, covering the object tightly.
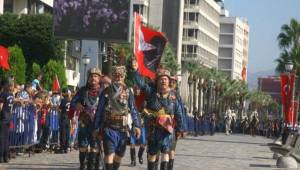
[69,68,104,170]
[93,65,141,170]
[132,61,185,170]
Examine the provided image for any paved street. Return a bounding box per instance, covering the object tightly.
[0,133,293,170]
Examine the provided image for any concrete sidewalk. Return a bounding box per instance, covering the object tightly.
[0,133,294,170]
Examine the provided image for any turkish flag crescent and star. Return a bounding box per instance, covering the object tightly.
[52,75,60,92]
[0,45,10,70]
[280,73,296,126]
[134,12,167,80]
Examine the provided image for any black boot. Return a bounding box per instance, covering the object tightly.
[113,162,120,170]
[155,159,159,170]
[148,161,156,170]
[79,152,87,170]
[3,152,9,163]
[160,161,168,170]
[138,147,145,164]
[95,152,104,170]
[168,159,174,170]
[0,153,3,163]
[130,148,136,166]
[87,152,96,170]
[105,163,113,170]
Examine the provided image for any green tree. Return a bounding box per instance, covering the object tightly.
[28,62,41,82]
[161,43,180,76]
[276,18,300,74]
[0,13,64,73]
[0,45,26,84]
[0,13,19,46]
[42,60,67,90]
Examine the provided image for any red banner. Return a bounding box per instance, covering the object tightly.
[52,75,60,92]
[280,73,296,126]
[134,12,167,80]
[0,45,10,70]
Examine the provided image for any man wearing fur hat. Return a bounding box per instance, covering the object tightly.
[70,68,104,170]
[132,62,185,170]
[94,65,141,170]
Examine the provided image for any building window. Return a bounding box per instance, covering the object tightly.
[133,5,139,14]
[4,0,13,13]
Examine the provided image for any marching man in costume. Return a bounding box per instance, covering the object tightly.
[69,68,104,170]
[132,61,185,170]
[94,65,141,170]
[168,76,187,170]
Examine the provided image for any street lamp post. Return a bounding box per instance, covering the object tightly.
[82,55,91,83]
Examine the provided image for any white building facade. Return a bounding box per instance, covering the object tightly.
[218,9,249,80]
[182,0,220,68]
[0,0,52,14]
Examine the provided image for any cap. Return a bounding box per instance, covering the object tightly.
[171,75,178,81]
[88,67,102,77]
[156,68,171,80]
[62,87,71,94]
[112,66,126,77]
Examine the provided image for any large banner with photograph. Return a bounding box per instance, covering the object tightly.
[53,0,132,42]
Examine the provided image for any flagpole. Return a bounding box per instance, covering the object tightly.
[292,73,296,129]
[107,43,113,78]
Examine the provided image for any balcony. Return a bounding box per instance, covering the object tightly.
[182,53,199,59]
[132,0,149,6]
[183,20,198,26]
[184,4,200,10]
[182,37,198,44]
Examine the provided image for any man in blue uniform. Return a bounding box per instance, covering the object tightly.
[59,88,72,153]
[70,68,103,170]
[132,62,185,170]
[0,79,15,163]
[94,66,141,170]
[168,76,187,170]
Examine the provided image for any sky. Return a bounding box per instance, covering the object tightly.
[223,0,300,73]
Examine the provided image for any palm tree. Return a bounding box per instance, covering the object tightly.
[194,65,211,115]
[275,50,291,73]
[183,61,198,113]
[277,18,300,51]
[276,18,300,74]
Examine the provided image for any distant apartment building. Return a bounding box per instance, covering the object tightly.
[258,76,281,103]
[0,0,52,14]
[218,9,249,80]
[182,0,221,68]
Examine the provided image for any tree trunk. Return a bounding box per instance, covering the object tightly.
[188,83,192,113]
[193,78,197,112]
[198,81,202,116]
[107,43,113,78]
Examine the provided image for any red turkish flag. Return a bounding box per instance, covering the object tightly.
[280,73,296,126]
[0,45,10,70]
[52,75,60,92]
[134,12,167,80]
